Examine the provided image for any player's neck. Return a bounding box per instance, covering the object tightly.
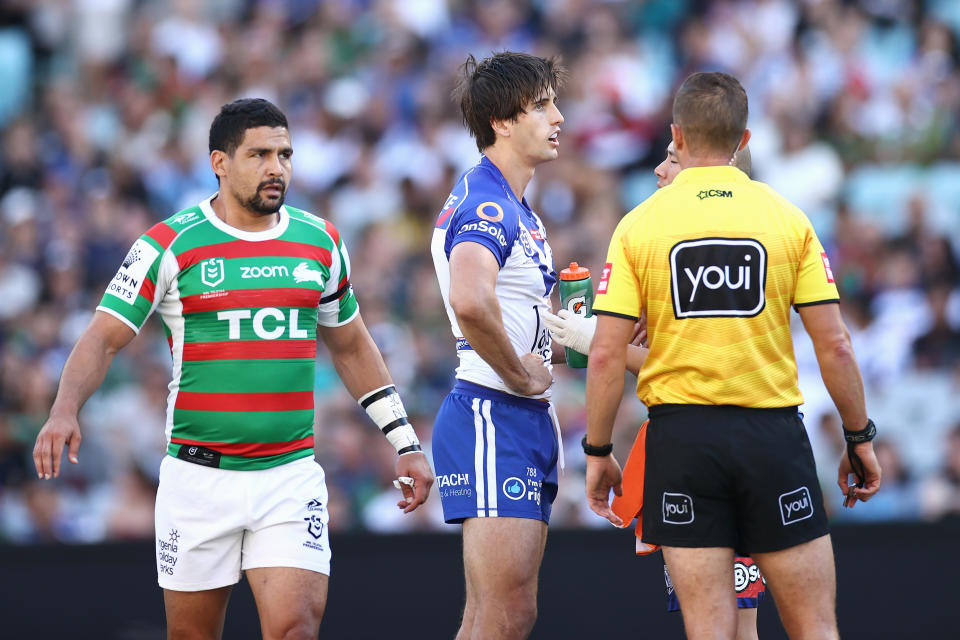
[484,145,535,202]
[210,191,280,232]
[680,153,737,169]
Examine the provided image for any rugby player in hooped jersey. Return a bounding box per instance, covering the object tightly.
[431,52,565,639]
[33,98,433,639]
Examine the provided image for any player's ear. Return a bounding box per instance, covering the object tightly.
[210,150,228,180]
[490,117,511,140]
[670,123,684,153]
[738,128,751,151]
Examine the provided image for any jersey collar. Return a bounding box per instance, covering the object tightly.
[480,155,533,213]
[672,165,750,186]
[200,193,291,241]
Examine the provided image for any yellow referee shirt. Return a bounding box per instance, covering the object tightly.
[593,165,839,408]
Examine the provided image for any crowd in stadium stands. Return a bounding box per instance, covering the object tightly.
[0,0,959,542]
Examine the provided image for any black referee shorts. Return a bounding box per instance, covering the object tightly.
[641,404,829,554]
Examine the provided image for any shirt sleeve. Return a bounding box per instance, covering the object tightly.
[317,229,359,327]
[593,216,642,320]
[446,198,515,267]
[793,221,840,307]
[96,234,167,334]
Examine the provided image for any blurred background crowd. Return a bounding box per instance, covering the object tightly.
[0,0,959,544]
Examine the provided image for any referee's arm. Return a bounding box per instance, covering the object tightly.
[797,302,881,504]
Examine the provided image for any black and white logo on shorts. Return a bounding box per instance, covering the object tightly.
[304,514,325,539]
[670,238,766,318]
[662,492,694,525]
[779,486,814,525]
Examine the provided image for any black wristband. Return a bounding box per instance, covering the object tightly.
[843,419,876,444]
[581,435,613,457]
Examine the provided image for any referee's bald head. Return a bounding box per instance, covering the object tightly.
[673,72,748,157]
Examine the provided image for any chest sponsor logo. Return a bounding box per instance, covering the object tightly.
[670,238,766,318]
[662,492,694,524]
[696,189,733,200]
[779,486,814,525]
[200,257,225,288]
[106,238,160,304]
[457,219,508,248]
[820,251,835,284]
[529,227,544,242]
[293,262,324,285]
[476,201,504,222]
[217,307,309,340]
[241,264,289,279]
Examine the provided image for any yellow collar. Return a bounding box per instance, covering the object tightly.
[672,165,749,186]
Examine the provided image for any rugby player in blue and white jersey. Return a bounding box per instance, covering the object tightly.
[431,51,566,640]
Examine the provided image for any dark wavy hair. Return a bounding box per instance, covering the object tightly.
[454,52,567,152]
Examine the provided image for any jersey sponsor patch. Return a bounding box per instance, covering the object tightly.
[820,251,835,283]
[476,201,504,222]
[669,238,766,318]
[106,238,159,304]
[597,262,612,294]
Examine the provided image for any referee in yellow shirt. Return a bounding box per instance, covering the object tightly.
[583,72,882,640]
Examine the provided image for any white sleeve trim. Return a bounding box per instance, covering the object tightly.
[316,304,360,328]
[95,306,141,335]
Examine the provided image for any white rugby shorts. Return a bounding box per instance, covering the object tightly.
[155,455,331,591]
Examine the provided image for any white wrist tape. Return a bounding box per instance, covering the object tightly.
[358,385,421,455]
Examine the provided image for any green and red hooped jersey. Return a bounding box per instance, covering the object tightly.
[97,195,358,470]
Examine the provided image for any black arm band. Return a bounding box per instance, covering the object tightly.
[843,419,877,444]
[581,435,613,457]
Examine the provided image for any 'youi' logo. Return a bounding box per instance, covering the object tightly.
[779,486,814,525]
[662,492,695,525]
[669,238,766,318]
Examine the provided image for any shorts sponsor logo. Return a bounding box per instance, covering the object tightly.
[241,264,290,279]
[662,492,694,524]
[157,528,180,576]
[293,262,324,286]
[106,238,159,304]
[304,514,325,539]
[200,257,225,287]
[476,201,504,222]
[779,486,814,525]
[503,477,526,500]
[597,262,612,295]
[669,238,766,318]
[437,473,470,488]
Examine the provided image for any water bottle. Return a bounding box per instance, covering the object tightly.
[558,262,593,368]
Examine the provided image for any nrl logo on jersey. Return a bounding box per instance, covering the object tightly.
[200,257,225,287]
[293,262,324,285]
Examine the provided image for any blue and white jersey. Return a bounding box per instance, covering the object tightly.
[431,156,557,399]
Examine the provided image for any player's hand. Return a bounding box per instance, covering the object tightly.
[541,309,596,356]
[33,412,82,480]
[394,451,434,513]
[513,352,553,396]
[585,454,623,526]
[630,315,647,347]
[837,442,882,508]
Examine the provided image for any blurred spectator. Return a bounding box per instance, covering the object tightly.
[921,424,960,521]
